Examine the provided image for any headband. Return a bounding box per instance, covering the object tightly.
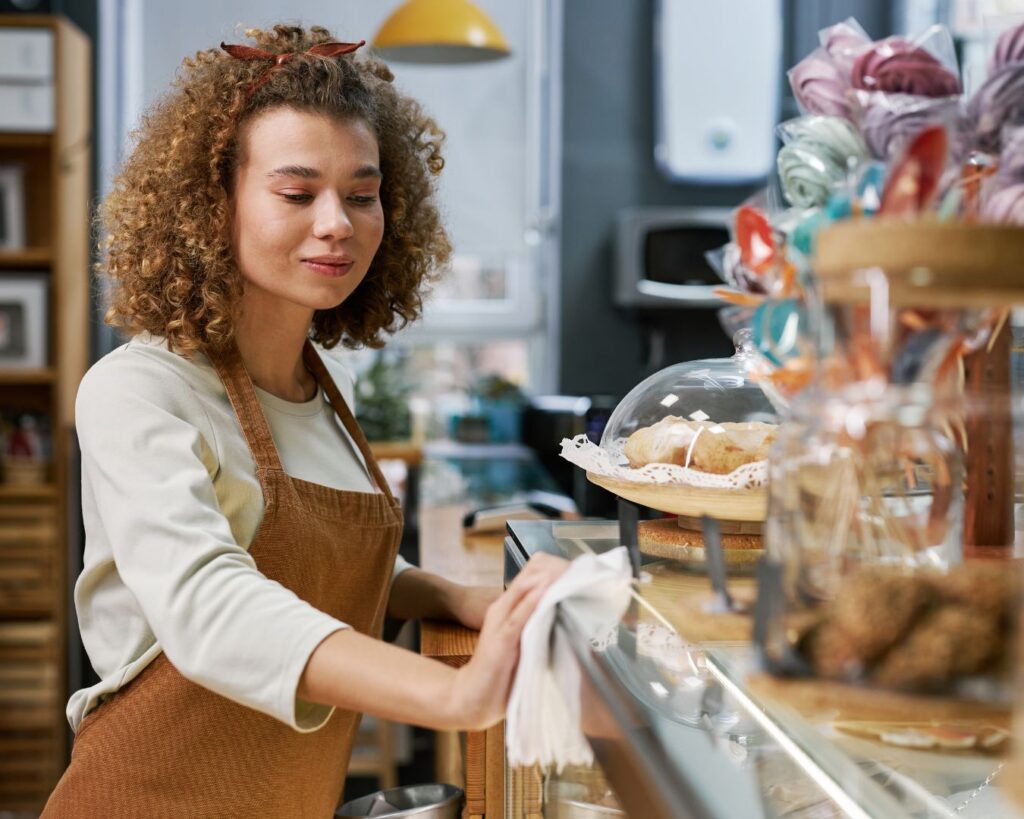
[220,40,366,99]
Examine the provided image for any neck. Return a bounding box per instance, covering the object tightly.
[234,286,318,403]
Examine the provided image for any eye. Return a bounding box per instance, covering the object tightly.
[348,195,379,206]
[281,192,312,203]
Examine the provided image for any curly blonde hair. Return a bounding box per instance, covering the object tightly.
[100,24,451,355]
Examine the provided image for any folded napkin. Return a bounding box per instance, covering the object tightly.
[505,546,633,770]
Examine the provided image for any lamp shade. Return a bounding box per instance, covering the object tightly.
[372,0,510,64]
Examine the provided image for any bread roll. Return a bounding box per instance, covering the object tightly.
[623,416,777,474]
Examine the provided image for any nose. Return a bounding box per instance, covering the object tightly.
[312,194,354,241]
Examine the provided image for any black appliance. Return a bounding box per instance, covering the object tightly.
[520,395,620,519]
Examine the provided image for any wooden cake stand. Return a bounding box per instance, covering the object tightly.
[586,472,767,521]
[587,472,767,572]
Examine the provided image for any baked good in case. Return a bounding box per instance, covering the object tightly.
[795,563,1018,692]
[637,518,762,551]
[623,416,777,474]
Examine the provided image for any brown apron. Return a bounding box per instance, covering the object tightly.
[43,339,403,818]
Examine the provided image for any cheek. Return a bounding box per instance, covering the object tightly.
[363,206,386,250]
[236,200,294,256]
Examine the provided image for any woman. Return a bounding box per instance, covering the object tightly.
[43,24,566,817]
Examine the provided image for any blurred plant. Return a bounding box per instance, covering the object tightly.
[354,352,413,442]
[472,373,525,404]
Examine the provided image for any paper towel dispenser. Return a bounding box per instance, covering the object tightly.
[654,0,783,184]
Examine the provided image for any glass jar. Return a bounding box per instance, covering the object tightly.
[756,220,1024,699]
[766,384,963,602]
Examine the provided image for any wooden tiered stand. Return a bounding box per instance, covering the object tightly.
[0,15,91,814]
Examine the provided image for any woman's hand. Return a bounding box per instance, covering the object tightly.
[451,585,502,631]
[448,553,569,731]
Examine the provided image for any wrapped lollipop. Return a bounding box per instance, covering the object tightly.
[999,125,1024,181]
[706,241,765,296]
[789,49,853,119]
[856,91,959,160]
[963,23,1024,153]
[856,46,959,97]
[851,34,960,97]
[777,116,869,209]
[709,199,801,306]
[981,182,1024,225]
[988,20,1024,74]
[790,161,886,255]
[820,18,871,77]
[966,63,1024,153]
[787,19,872,120]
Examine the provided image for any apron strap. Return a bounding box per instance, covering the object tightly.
[302,341,398,505]
[205,341,286,473]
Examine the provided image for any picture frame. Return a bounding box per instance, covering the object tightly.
[0,276,47,369]
[0,165,26,251]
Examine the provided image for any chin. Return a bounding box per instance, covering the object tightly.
[309,288,359,312]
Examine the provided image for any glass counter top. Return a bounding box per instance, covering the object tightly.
[505,519,1020,819]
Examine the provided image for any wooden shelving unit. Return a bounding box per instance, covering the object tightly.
[0,248,54,269]
[0,15,91,814]
[0,369,57,385]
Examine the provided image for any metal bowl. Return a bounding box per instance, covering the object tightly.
[550,798,625,819]
[336,783,463,819]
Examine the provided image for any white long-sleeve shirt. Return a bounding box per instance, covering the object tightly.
[68,333,412,733]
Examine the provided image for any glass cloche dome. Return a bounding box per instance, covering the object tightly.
[559,333,781,519]
[600,341,779,480]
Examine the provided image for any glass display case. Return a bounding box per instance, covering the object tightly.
[504,519,1020,819]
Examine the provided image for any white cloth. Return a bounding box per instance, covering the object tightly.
[506,547,633,770]
[68,333,413,733]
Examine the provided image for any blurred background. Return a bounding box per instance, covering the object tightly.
[0,0,1022,814]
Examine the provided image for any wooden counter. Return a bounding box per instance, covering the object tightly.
[418,504,506,819]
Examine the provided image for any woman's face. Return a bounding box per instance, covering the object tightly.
[230,107,385,317]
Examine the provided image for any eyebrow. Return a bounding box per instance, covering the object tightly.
[265,164,383,180]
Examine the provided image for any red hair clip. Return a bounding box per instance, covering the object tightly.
[220,40,366,99]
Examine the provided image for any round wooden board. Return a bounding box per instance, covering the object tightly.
[587,472,767,521]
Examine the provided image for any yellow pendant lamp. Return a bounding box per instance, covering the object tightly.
[372,0,511,64]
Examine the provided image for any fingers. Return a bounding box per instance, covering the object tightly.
[509,552,569,590]
[506,582,549,634]
[460,557,569,730]
[483,570,544,625]
[484,553,570,630]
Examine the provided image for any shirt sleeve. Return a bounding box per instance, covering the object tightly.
[76,354,348,732]
[393,553,415,582]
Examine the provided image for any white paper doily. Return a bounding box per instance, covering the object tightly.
[559,434,768,490]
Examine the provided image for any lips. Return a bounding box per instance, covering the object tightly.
[302,256,354,278]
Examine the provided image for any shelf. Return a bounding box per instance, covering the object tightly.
[369,440,424,466]
[0,369,55,385]
[0,484,57,499]
[0,132,52,149]
[0,248,52,269]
